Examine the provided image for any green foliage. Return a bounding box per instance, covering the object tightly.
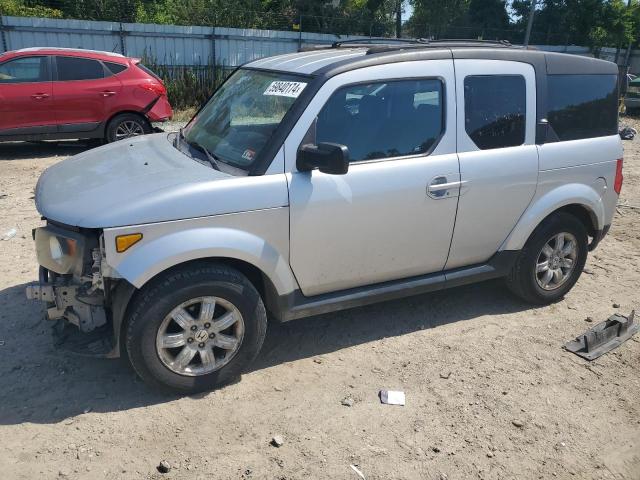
[511,0,639,49]
[0,0,62,17]
[405,0,470,38]
[142,59,226,110]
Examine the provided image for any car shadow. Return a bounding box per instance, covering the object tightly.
[0,279,535,425]
[0,140,95,161]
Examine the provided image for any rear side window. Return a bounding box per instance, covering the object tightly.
[0,56,48,83]
[464,75,526,150]
[104,61,128,75]
[547,74,618,141]
[56,57,104,81]
[314,79,444,162]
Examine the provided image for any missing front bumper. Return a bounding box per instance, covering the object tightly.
[25,282,107,332]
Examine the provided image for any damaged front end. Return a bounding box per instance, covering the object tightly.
[25,223,118,357]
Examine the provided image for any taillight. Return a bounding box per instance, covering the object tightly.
[140,82,166,96]
[614,158,624,194]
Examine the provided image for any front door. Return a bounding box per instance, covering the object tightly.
[286,60,460,296]
[52,55,122,133]
[445,59,539,270]
[0,55,55,136]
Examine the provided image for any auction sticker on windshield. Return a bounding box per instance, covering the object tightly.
[264,81,307,98]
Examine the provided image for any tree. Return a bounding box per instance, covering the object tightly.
[468,0,509,31]
[404,0,469,38]
[0,0,62,17]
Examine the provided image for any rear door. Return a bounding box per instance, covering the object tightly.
[51,56,123,133]
[0,55,55,136]
[286,60,460,296]
[445,59,539,269]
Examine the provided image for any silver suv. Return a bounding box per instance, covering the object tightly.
[26,41,624,393]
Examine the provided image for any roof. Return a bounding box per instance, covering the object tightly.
[246,48,367,75]
[3,47,128,61]
[246,41,618,77]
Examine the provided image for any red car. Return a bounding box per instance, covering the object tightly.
[0,47,172,143]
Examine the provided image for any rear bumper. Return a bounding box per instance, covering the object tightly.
[147,96,173,122]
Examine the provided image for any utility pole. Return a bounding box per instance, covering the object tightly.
[523,0,537,47]
[396,0,402,38]
[622,0,633,70]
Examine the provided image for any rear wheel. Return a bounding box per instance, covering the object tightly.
[125,264,267,393]
[506,212,588,304]
[106,113,151,143]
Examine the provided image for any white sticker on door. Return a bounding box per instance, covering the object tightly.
[263,81,307,98]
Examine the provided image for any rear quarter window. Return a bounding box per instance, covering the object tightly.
[547,74,618,141]
[104,61,128,75]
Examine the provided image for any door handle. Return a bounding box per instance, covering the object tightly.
[101,91,117,97]
[427,176,465,199]
[428,181,462,192]
[31,93,49,100]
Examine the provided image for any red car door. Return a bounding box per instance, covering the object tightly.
[52,55,122,132]
[0,55,55,136]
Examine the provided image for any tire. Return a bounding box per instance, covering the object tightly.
[506,212,588,304]
[105,113,151,143]
[125,264,267,393]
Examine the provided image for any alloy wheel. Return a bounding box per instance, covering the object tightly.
[534,232,578,291]
[114,120,145,140]
[156,296,245,376]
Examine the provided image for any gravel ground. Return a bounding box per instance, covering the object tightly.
[0,122,639,480]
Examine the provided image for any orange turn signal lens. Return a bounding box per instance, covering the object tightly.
[115,233,143,253]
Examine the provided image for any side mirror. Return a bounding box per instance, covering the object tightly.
[297,142,349,175]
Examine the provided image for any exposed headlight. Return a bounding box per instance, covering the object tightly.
[49,236,63,262]
[49,236,77,264]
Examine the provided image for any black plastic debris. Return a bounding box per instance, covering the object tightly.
[619,126,637,140]
[565,310,637,360]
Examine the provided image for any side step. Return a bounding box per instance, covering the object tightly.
[564,310,637,360]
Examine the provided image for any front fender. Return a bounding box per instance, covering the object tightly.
[501,182,604,251]
[103,209,297,296]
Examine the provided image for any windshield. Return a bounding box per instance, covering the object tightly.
[183,69,309,169]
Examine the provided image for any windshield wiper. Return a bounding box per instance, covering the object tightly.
[187,140,222,171]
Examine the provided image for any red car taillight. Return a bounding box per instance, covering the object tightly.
[140,82,167,96]
[614,158,624,194]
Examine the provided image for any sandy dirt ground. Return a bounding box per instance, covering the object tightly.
[0,123,639,480]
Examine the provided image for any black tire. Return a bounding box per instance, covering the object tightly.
[506,212,588,304]
[125,264,267,393]
[105,113,151,143]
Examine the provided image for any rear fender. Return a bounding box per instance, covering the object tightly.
[501,183,604,251]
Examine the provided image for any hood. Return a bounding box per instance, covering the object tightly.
[36,133,288,228]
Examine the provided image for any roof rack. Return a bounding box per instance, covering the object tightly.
[420,39,512,46]
[331,38,427,48]
[299,38,515,54]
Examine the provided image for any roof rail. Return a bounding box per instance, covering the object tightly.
[331,38,426,48]
[418,38,512,47]
[298,38,515,54]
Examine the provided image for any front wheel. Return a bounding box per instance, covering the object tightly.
[506,212,588,304]
[125,264,267,393]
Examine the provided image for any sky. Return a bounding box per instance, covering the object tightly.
[402,1,414,21]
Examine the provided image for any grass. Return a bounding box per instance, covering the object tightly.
[171,107,198,122]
